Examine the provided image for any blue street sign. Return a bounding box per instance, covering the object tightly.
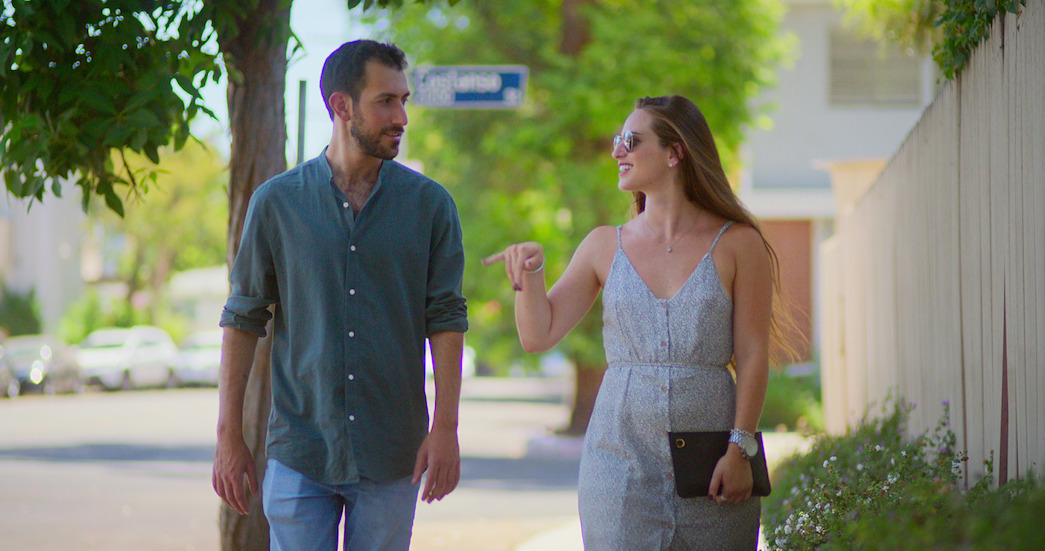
[411,65,528,109]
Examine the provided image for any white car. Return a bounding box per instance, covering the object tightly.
[76,326,178,390]
[171,330,223,387]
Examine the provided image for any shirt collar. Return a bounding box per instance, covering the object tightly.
[315,146,393,196]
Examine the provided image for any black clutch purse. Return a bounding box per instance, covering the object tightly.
[667,431,772,498]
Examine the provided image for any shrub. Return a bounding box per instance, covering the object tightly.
[763,397,1044,550]
[760,370,824,433]
[0,283,42,336]
[834,475,1045,550]
[763,398,962,549]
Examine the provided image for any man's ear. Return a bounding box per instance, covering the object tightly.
[329,91,353,122]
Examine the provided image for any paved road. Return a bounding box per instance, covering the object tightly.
[0,378,583,551]
[0,377,809,550]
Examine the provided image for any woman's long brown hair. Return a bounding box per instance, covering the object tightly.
[633,95,799,366]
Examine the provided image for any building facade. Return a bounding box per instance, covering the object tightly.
[739,0,936,364]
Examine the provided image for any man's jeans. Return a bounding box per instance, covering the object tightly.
[263,458,420,551]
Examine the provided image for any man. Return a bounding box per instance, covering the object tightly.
[212,40,468,550]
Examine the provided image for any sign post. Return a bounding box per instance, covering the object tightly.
[411,65,528,109]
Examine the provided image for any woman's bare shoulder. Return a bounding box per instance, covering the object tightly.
[721,222,771,266]
[575,225,620,282]
[584,224,620,244]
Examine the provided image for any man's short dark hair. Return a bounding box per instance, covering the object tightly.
[320,40,408,120]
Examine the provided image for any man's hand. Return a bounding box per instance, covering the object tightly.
[412,426,461,503]
[212,434,259,515]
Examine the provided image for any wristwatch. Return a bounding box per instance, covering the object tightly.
[728,429,759,460]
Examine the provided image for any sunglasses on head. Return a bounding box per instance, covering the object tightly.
[613,130,640,153]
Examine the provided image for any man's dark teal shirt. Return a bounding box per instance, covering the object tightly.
[220,151,468,485]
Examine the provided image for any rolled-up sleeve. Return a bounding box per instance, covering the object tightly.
[220,189,279,337]
[425,191,468,336]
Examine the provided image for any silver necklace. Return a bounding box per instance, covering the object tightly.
[642,215,696,253]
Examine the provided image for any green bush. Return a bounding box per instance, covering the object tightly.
[760,370,824,433]
[58,289,191,346]
[763,397,1044,550]
[763,398,961,549]
[0,283,42,336]
[835,475,1045,550]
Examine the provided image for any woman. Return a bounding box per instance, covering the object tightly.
[484,95,787,550]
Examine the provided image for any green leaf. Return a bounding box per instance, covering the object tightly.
[102,184,125,218]
[80,89,119,116]
[144,144,161,165]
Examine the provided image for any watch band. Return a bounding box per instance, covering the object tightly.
[729,428,758,459]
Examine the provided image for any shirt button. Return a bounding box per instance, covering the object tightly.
[348,331,355,338]
[350,245,356,252]
[660,340,667,347]
[342,202,349,208]
[348,415,355,421]
[347,374,355,381]
[349,289,356,295]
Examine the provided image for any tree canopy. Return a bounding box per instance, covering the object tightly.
[0,0,452,215]
[374,0,790,373]
[0,0,221,215]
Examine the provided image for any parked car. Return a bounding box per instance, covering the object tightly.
[2,334,83,395]
[171,330,222,387]
[0,343,18,398]
[75,326,178,391]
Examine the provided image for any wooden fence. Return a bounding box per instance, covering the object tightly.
[819,0,1045,487]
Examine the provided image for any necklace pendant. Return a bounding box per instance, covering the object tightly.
[667,245,672,253]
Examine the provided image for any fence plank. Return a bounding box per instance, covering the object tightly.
[1004,10,1027,480]
[931,87,965,447]
[1025,0,1045,476]
[985,17,1010,482]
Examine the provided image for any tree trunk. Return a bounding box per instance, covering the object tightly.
[556,360,605,436]
[211,0,290,548]
[555,0,599,437]
[559,0,593,56]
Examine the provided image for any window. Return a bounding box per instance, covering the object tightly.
[829,28,922,107]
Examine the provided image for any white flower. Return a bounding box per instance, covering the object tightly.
[857,463,864,471]
[830,456,838,462]
[823,460,829,468]
[875,444,884,452]
[901,451,907,457]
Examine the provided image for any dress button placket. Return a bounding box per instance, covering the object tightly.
[659,301,670,359]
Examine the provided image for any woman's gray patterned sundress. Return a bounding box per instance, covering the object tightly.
[578,221,760,550]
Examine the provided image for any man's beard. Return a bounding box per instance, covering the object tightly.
[350,117,403,160]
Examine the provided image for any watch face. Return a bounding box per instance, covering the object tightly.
[743,438,758,458]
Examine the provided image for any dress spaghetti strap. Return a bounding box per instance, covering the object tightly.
[708,221,734,254]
